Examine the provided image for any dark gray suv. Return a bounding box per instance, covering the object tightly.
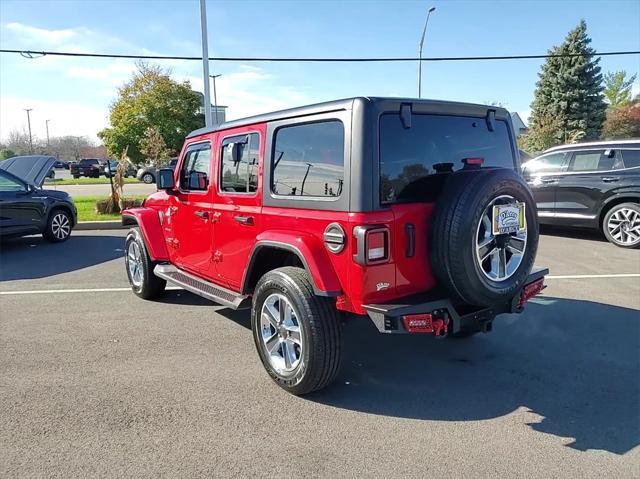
[522,140,640,248]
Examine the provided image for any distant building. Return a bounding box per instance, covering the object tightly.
[510,112,528,136]
[194,90,228,125]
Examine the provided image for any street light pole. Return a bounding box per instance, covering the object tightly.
[24,108,33,153]
[417,6,436,99]
[45,119,51,148]
[199,0,213,127]
[210,74,222,125]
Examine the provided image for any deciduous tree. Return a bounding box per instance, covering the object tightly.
[604,71,637,107]
[99,62,204,164]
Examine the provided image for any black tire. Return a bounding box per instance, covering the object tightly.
[141,173,155,184]
[251,266,342,395]
[431,168,539,307]
[43,208,73,242]
[602,202,640,249]
[124,228,166,299]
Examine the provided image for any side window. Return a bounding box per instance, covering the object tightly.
[179,143,211,191]
[0,172,26,192]
[272,120,344,197]
[522,152,566,175]
[622,149,640,168]
[220,132,259,193]
[569,150,618,172]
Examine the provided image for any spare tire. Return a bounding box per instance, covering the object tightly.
[430,167,539,307]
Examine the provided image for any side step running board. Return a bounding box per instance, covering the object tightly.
[154,264,250,310]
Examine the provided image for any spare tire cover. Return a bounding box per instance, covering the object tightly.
[430,167,539,307]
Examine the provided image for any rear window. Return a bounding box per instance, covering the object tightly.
[79,159,98,166]
[622,149,640,168]
[379,113,515,204]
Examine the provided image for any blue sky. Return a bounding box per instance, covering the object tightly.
[1,0,639,142]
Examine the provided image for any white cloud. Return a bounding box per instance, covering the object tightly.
[0,96,108,142]
[1,23,312,141]
[5,22,88,45]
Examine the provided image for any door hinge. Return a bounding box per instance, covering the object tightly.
[212,250,223,262]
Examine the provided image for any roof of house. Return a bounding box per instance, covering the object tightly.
[510,112,527,131]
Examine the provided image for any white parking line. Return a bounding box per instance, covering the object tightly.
[546,273,640,279]
[0,274,638,296]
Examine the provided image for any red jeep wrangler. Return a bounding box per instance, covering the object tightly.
[123,97,547,395]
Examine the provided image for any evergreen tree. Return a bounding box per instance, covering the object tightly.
[528,20,606,147]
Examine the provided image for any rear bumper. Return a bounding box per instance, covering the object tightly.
[362,266,548,334]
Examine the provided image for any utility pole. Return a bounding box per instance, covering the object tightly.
[417,6,436,98]
[300,163,313,196]
[24,108,33,153]
[45,119,51,148]
[210,74,222,124]
[200,0,213,127]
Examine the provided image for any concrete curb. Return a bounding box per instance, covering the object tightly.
[76,221,126,230]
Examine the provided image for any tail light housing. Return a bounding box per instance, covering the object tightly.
[353,226,390,265]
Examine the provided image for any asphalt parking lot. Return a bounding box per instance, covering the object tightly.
[1,228,639,477]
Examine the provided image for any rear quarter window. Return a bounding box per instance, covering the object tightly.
[271,120,344,198]
[622,149,640,168]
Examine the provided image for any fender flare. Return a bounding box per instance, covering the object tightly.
[121,207,169,261]
[242,231,342,297]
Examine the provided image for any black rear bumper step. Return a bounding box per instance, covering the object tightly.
[363,266,549,334]
[154,264,250,310]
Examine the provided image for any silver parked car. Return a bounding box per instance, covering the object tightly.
[136,158,178,184]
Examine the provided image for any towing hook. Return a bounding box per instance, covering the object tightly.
[433,318,449,339]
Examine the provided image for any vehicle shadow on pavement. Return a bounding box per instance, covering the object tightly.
[540,225,608,243]
[310,296,639,455]
[0,235,124,281]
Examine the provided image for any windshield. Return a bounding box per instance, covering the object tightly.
[379,113,515,204]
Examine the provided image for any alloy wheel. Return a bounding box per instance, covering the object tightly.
[259,293,303,375]
[126,241,144,287]
[607,207,640,246]
[475,195,527,282]
[51,213,71,240]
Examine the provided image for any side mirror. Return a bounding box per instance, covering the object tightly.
[157,168,176,191]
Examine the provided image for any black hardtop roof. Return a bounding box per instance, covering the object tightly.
[186,96,509,139]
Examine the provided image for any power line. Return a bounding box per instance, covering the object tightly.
[1,48,639,63]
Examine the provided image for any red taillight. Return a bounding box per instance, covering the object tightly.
[462,157,484,166]
[353,226,390,265]
[403,314,433,333]
[367,230,387,262]
[518,278,545,307]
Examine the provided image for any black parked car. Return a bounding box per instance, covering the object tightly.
[70,158,105,178]
[522,140,640,248]
[0,155,77,242]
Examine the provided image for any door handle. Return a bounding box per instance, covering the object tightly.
[194,210,209,219]
[540,177,558,184]
[601,176,620,183]
[234,215,254,225]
